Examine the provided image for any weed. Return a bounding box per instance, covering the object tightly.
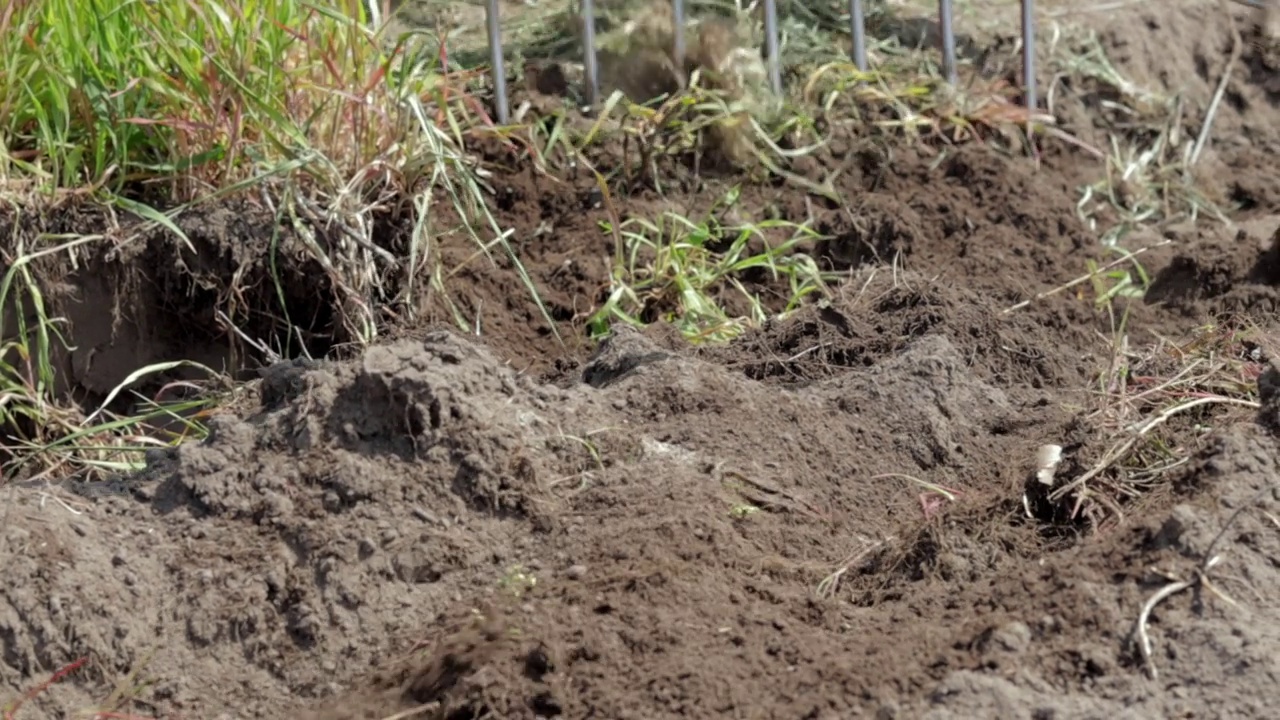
[590,201,832,342]
[1043,22,1235,244]
[498,564,538,598]
[1055,320,1265,527]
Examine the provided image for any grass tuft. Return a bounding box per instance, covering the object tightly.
[1052,315,1266,529]
[590,190,834,343]
[1042,22,1236,244]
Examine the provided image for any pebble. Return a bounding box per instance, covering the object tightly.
[565,564,587,580]
[991,621,1032,654]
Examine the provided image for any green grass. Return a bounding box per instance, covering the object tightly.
[590,191,833,343]
[0,0,548,324]
[0,0,550,481]
[5,0,397,194]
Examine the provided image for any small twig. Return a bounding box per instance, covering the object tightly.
[870,473,962,502]
[1003,240,1172,314]
[1262,510,1280,531]
[1050,395,1260,507]
[296,195,397,264]
[3,657,88,720]
[379,702,439,720]
[1132,481,1276,679]
[815,536,893,600]
[1191,3,1244,167]
[1201,483,1276,564]
[1133,558,1213,680]
[215,309,282,364]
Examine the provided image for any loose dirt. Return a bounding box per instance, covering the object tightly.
[4,2,1280,719]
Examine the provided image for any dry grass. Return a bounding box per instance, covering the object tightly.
[1057,316,1266,529]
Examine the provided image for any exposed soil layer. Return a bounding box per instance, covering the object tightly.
[4,2,1280,719]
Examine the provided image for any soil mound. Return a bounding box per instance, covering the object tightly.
[4,255,1278,718]
[3,313,1074,718]
[5,2,1280,717]
[1147,222,1280,314]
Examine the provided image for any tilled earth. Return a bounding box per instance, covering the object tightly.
[3,1,1280,719]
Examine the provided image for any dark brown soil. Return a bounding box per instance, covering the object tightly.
[4,3,1280,719]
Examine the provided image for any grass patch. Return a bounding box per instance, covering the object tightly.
[1041,21,1237,244]
[590,192,832,343]
[0,0,550,482]
[1,0,555,335]
[399,0,1051,344]
[1030,244,1267,530]
[1059,318,1265,528]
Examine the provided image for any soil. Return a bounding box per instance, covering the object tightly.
[4,2,1280,719]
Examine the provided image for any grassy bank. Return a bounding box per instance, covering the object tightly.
[0,0,1142,485]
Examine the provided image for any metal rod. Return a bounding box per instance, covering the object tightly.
[673,0,686,70]
[1021,0,1037,113]
[763,0,782,93]
[938,0,957,86]
[582,0,600,106]
[485,0,508,123]
[849,0,867,72]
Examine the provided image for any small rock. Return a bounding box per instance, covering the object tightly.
[991,621,1032,654]
[322,491,342,512]
[935,552,971,581]
[566,564,588,580]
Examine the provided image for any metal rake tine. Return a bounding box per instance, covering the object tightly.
[673,0,686,70]
[849,0,868,72]
[1021,0,1037,113]
[938,0,957,86]
[484,0,509,124]
[763,0,782,93]
[582,0,600,107]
